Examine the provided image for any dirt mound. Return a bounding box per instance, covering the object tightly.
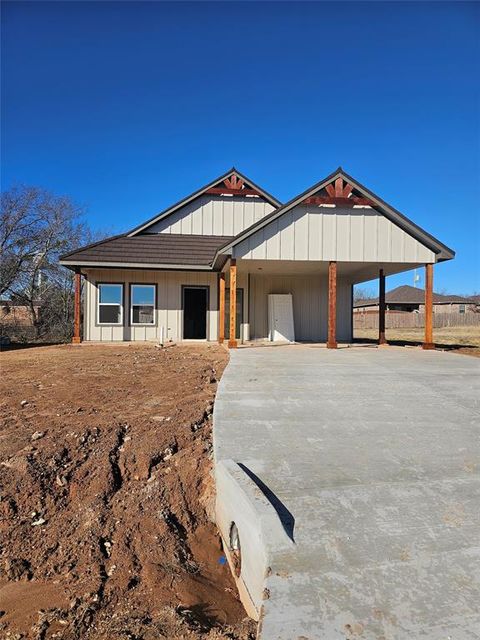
[0,343,255,639]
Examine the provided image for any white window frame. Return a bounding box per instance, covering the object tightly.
[130,284,156,326]
[97,283,124,326]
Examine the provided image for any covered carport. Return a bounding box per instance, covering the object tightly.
[213,170,454,350]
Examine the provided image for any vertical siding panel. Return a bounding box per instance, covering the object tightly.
[251,228,267,259]
[203,200,213,235]
[169,213,182,234]
[377,216,390,261]
[363,212,378,261]
[148,196,274,235]
[191,202,203,235]
[254,202,264,222]
[181,209,192,234]
[391,224,404,261]
[322,212,336,260]
[279,211,294,260]
[223,199,234,236]
[211,200,223,235]
[350,213,364,261]
[157,271,166,342]
[265,220,280,259]
[336,211,350,261]
[308,209,321,260]
[249,273,339,342]
[243,200,254,229]
[293,206,308,260]
[233,200,244,235]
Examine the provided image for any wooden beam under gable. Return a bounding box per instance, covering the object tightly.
[303,177,369,207]
[302,196,374,207]
[206,173,262,197]
[335,177,344,197]
[325,184,336,197]
[224,175,244,190]
[206,187,262,196]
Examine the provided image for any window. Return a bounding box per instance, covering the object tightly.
[459,304,465,314]
[98,284,123,325]
[130,284,155,325]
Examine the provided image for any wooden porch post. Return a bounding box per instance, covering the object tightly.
[218,272,225,344]
[423,263,434,349]
[378,268,387,345]
[228,259,237,349]
[327,261,337,349]
[72,269,82,344]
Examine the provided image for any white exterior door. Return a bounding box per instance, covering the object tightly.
[268,294,295,342]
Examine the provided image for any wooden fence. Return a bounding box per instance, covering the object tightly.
[353,311,480,330]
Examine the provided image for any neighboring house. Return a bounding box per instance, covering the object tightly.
[354,285,477,314]
[0,300,40,327]
[59,167,454,348]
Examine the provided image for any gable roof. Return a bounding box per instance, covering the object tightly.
[354,285,475,308]
[216,168,455,262]
[126,168,281,237]
[59,234,233,270]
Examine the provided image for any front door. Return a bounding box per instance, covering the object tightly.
[183,287,208,339]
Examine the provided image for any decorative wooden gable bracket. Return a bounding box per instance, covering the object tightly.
[206,174,262,197]
[224,174,244,190]
[302,177,375,207]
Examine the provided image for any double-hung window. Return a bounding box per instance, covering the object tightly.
[130,284,156,325]
[98,284,123,325]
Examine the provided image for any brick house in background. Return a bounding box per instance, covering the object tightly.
[0,300,41,327]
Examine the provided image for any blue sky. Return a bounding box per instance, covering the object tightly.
[2,1,479,294]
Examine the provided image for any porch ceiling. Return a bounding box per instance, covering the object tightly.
[235,259,427,284]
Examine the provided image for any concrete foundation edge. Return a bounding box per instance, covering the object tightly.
[215,459,294,625]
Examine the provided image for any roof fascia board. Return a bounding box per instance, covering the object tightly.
[216,169,455,262]
[59,260,213,271]
[126,168,282,237]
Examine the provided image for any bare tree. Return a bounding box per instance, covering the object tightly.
[353,286,376,303]
[1,185,101,340]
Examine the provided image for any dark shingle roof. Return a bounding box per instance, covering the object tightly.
[60,234,234,267]
[354,285,476,307]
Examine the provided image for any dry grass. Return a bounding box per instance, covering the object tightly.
[354,325,480,356]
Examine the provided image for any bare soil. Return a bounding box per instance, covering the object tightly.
[354,325,480,357]
[0,343,255,640]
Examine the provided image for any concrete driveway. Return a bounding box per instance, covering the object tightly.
[214,346,480,639]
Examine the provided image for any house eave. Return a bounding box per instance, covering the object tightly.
[59,260,214,271]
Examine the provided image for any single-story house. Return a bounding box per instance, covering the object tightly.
[60,167,454,349]
[354,285,477,314]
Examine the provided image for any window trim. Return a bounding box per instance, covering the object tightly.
[129,283,157,326]
[97,282,124,326]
